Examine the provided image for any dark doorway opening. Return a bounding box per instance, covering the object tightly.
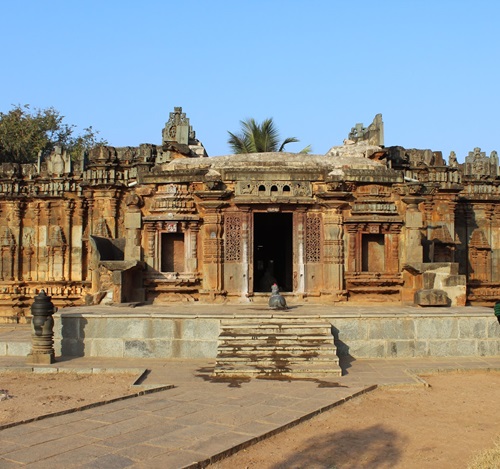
[161,233,184,272]
[361,233,385,272]
[253,213,293,293]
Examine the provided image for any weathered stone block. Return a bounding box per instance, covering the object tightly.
[92,338,124,357]
[368,319,414,340]
[487,320,500,338]
[427,340,458,356]
[332,319,369,341]
[423,273,436,290]
[180,319,220,341]
[388,340,426,358]
[458,318,487,339]
[346,340,385,358]
[478,340,500,356]
[124,340,154,358]
[74,316,108,338]
[96,319,148,339]
[150,319,176,338]
[415,318,458,339]
[443,275,466,287]
[7,342,31,356]
[455,339,478,356]
[414,289,450,306]
[178,339,218,358]
[124,212,141,229]
[427,339,476,356]
[150,339,174,358]
[405,211,423,229]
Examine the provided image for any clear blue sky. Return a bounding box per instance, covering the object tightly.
[1,1,499,162]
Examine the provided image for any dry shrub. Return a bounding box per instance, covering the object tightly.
[467,436,500,469]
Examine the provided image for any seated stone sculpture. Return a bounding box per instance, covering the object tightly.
[268,284,288,310]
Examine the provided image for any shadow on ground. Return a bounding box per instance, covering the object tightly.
[195,366,347,388]
[269,423,406,469]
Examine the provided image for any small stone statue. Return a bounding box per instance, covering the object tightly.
[268,284,288,310]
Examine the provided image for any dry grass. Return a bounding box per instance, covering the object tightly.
[467,436,500,469]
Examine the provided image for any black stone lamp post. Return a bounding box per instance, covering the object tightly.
[27,290,56,364]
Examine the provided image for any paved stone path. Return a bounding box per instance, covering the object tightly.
[1,355,500,468]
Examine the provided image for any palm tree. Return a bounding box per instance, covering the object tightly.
[227,117,310,154]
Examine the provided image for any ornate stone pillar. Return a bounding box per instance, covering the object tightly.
[145,222,156,270]
[201,203,224,298]
[322,206,345,294]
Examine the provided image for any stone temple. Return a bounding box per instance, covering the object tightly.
[0,108,499,323]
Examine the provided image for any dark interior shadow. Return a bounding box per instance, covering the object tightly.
[269,423,406,469]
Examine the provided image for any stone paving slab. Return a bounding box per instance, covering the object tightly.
[1,355,500,468]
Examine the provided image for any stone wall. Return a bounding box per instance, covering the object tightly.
[332,313,500,358]
[50,310,500,359]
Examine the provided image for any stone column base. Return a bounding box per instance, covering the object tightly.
[26,352,55,365]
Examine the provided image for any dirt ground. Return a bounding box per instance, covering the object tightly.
[0,371,136,425]
[1,370,499,468]
[211,370,500,469]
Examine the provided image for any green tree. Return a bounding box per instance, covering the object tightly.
[227,117,310,154]
[0,104,106,164]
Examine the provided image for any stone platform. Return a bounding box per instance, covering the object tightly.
[2,304,499,360]
[46,303,500,360]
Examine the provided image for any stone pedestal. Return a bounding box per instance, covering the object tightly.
[27,290,55,364]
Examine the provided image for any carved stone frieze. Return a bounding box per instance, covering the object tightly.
[236,181,312,197]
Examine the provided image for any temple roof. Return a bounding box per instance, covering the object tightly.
[163,146,386,174]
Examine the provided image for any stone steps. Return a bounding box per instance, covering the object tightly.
[214,319,341,378]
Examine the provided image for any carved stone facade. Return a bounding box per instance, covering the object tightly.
[0,110,499,322]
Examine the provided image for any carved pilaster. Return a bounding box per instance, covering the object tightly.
[145,222,156,270]
[201,204,224,297]
[388,224,402,273]
[322,206,345,294]
[187,221,199,273]
[33,203,41,281]
[346,225,358,272]
[64,200,74,281]
[11,201,22,281]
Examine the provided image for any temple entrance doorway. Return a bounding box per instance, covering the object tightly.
[253,212,293,293]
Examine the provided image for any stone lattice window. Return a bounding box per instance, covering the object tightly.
[306,215,321,263]
[224,214,242,262]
